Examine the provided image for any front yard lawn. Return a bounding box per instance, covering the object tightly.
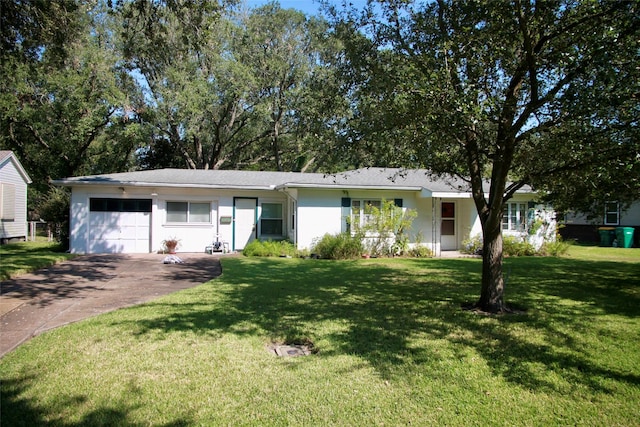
[0,242,74,280]
[1,247,639,425]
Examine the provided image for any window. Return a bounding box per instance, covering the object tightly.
[90,198,151,212]
[604,202,619,225]
[166,202,211,223]
[351,199,382,228]
[260,203,283,236]
[0,183,16,221]
[441,202,455,236]
[503,202,527,232]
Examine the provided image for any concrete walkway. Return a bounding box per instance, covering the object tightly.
[0,253,224,358]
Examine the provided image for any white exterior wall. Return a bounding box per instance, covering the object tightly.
[295,188,436,251]
[67,180,543,255]
[69,187,90,253]
[296,189,344,250]
[69,185,288,254]
[411,195,434,251]
[0,158,29,240]
[465,194,557,249]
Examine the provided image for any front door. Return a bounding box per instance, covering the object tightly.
[233,197,257,250]
[441,201,457,250]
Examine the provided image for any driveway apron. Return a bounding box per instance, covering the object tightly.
[0,253,223,358]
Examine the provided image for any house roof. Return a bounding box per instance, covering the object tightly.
[52,167,532,196]
[0,151,33,184]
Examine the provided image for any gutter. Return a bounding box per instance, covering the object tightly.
[277,183,424,191]
[51,179,277,191]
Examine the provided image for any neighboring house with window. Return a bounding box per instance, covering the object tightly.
[561,201,640,246]
[53,168,544,255]
[0,151,32,244]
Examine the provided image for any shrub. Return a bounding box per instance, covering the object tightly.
[242,239,296,257]
[408,244,433,258]
[502,235,536,257]
[351,199,417,257]
[461,234,483,255]
[462,234,540,257]
[539,237,572,256]
[311,233,363,260]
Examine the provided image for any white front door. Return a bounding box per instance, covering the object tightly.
[440,201,457,251]
[234,198,257,250]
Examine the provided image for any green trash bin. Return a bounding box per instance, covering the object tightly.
[598,227,616,247]
[615,227,635,248]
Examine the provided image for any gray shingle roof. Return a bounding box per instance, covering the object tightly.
[53,167,529,194]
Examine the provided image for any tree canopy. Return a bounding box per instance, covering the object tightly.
[332,0,639,311]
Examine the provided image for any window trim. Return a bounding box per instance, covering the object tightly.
[604,201,620,226]
[351,199,383,229]
[259,202,284,237]
[503,202,527,232]
[166,201,212,224]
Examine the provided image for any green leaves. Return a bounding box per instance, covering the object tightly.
[336,0,639,214]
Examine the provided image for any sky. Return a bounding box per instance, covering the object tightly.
[244,0,370,16]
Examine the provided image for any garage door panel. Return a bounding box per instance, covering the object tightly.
[88,199,151,254]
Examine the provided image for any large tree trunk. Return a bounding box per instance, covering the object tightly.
[477,213,507,312]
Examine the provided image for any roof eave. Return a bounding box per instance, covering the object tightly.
[1,154,32,184]
[51,180,276,191]
[278,183,424,191]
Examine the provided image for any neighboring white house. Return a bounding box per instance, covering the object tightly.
[52,168,548,255]
[0,151,32,243]
[562,201,640,247]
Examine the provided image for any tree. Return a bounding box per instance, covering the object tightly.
[1,0,144,246]
[118,0,343,172]
[334,0,640,312]
[117,0,238,170]
[0,0,142,184]
[233,3,335,171]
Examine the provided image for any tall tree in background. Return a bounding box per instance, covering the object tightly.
[117,0,235,170]
[1,0,140,191]
[1,0,143,236]
[335,0,639,312]
[235,3,343,171]
[120,0,340,172]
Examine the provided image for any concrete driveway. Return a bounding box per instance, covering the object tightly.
[0,253,224,358]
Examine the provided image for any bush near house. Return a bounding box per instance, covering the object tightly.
[462,234,572,257]
[311,232,364,260]
[242,239,297,258]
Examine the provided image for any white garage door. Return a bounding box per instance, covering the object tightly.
[89,198,151,253]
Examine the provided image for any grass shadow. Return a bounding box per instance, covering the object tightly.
[127,256,639,390]
[1,373,192,427]
[2,255,639,423]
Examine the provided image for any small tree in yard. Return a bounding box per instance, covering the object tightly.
[334,0,640,312]
[352,199,417,257]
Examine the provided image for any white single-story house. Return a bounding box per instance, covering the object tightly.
[52,168,549,255]
[0,151,32,244]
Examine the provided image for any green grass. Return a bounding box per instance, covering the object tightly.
[566,244,640,263]
[0,242,74,280]
[1,247,639,425]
